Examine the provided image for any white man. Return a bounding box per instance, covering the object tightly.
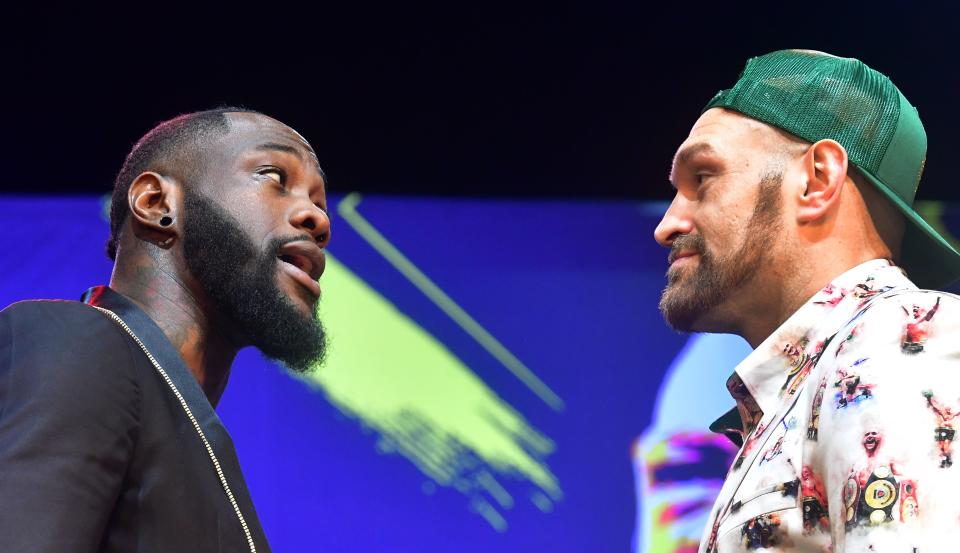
[655,50,960,552]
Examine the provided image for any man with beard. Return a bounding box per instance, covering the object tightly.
[655,50,960,551]
[0,108,329,552]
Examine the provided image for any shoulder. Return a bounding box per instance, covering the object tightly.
[837,288,959,353]
[860,288,958,316]
[2,299,132,346]
[3,298,119,327]
[811,291,960,501]
[0,299,142,391]
[816,288,960,398]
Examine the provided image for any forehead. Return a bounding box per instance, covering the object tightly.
[214,112,321,170]
[673,108,780,167]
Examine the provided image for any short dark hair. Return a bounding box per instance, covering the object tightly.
[106,107,260,260]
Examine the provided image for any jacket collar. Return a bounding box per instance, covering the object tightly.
[82,285,218,418]
[80,285,268,545]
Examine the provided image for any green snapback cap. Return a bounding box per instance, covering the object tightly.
[704,49,960,289]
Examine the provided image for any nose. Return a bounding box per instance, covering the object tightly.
[289,201,331,247]
[654,194,694,248]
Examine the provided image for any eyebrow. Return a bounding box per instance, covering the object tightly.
[674,142,718,168]
[254,141,327,185]
[255,142,305,160]
[669,142,719,184]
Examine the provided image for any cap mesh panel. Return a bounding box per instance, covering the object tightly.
[717,51,900,174]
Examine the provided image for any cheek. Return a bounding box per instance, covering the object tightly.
[230,190,288,240]
[696,209,741,249]
[700,191,759,236]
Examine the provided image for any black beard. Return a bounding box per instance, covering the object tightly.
[181,189,327,372]
[659,172,783,332]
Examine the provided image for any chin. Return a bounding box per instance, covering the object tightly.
[662,310,702,334]
[277,276,319,317]
[659,289,719,334]
[291,295,319,321]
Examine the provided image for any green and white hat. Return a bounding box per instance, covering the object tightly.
[705,49,960,289]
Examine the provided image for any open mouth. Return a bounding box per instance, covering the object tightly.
[276,240,326,298]
[279,253,314,277]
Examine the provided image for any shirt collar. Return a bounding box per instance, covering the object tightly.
[729,259,914,423]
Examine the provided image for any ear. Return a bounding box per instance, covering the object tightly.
[796,139,849,223]
[127,172,181,245]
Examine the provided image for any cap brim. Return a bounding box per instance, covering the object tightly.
[859,169,960,289]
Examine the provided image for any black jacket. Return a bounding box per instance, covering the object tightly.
[0,286,270,553]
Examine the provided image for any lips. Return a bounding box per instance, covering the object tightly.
[277,239,326,297]
[668,250,699,265]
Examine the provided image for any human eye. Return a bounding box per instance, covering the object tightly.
[695,171,718,200]
[256,167,287,188]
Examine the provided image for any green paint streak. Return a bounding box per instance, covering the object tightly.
[477,471,514,509]
[471,498,509,533]
[645,441,669,464]
[530,491,554,513]
[336,192,565,412]
[300,255,562,529]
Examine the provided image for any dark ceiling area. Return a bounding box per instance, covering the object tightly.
[3,3,957,200]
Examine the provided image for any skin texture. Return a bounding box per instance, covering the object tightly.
[109,112,330,406]
[655,108,902,347]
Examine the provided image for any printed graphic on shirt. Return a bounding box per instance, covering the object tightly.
[899,480,920,522]
[862,431,882,458]
[807,377,828,440]
[922,390,959,468]
[901,297,941,354]
[732,421,768,471]
[835,321,863,355]
[800,466,829,533]
[759,418,797,466]
[758,436,784,466]
[740,513,784,550]
[781,339,811,390]
[833,359,874,409]
[813,283,847,308]
[852,276,895,310]
[781,339,824,397]
[844,465,917,529]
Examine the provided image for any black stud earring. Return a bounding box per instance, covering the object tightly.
[160,215,173,227]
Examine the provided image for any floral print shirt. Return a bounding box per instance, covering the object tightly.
[700,259,960,552]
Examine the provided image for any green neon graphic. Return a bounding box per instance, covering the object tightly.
[336,192,565,412]
[299,255,562,530]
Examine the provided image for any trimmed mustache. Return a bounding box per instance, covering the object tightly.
[667,234,705,265]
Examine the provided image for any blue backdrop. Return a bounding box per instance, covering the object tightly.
[11,194,951,552]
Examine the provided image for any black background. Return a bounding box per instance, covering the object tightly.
[3,2,957,200]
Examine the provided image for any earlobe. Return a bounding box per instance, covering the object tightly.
[796,140,849,224]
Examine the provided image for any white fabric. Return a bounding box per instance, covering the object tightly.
[701,259,960,552]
